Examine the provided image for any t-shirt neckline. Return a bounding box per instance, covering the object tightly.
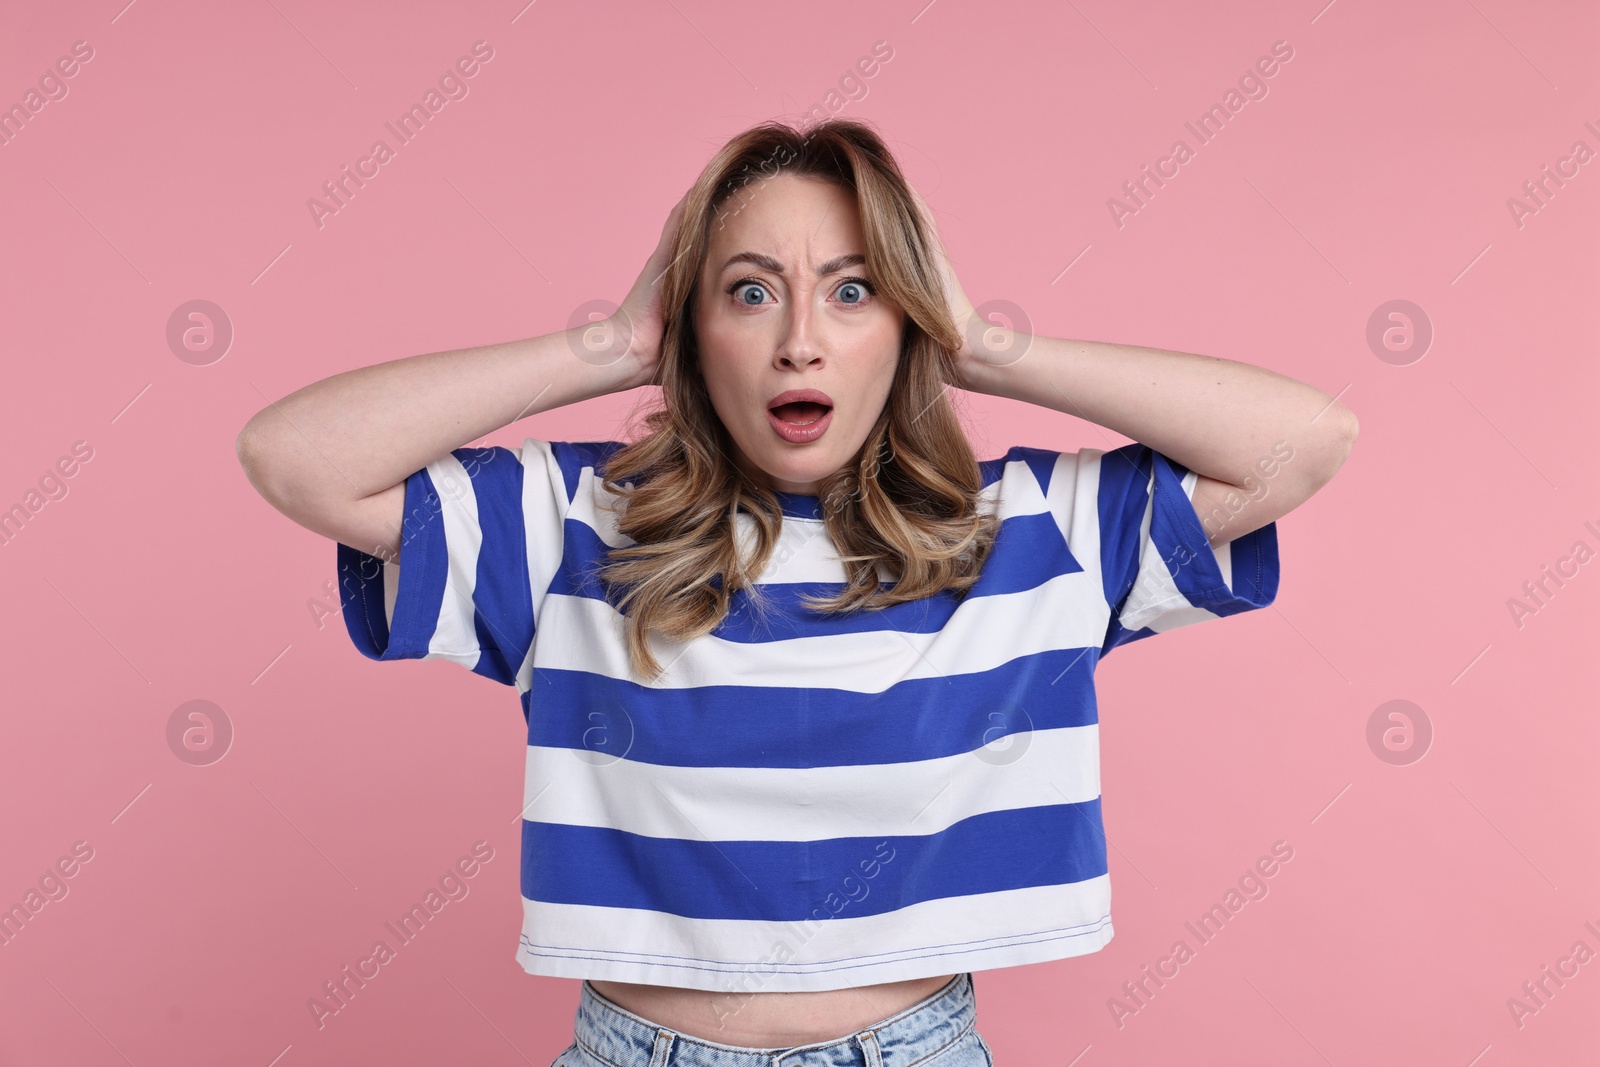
[771,491,824,520]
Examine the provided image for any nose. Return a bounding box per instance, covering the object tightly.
[774,298,823,369]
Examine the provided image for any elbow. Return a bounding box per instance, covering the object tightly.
[234,422,255,470]
[1298,408,1358,495]
[1331,407,1359,469]
[235,417,287,506]
[235,418,268,479]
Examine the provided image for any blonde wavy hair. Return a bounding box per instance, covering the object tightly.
[596,118,1000,681]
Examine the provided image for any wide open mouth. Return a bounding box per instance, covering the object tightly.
[768,400,832,425]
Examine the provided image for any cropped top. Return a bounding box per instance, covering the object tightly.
[335,438,1280,993]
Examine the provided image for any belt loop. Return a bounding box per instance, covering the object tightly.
[648,1027,675,1067]
[857,1028,884,1067]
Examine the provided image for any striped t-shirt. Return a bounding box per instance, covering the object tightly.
[336,437,1280,993]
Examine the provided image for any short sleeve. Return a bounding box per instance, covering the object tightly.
[335,440,574,688]
[1047,442,1280,658]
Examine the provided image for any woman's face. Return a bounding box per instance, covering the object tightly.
[693,172,903,496]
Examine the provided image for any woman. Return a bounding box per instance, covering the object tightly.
[237,119,1357,1065]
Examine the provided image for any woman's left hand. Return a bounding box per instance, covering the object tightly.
[905,183,979,385]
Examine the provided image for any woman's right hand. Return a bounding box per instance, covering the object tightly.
[609,189,691,390]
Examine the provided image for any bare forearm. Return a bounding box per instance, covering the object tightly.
[959,331,1357,488]
[238,325,644,505]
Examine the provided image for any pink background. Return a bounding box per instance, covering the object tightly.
[2,0,1596,1063]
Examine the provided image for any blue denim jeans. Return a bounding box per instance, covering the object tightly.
[549,972,994,1066]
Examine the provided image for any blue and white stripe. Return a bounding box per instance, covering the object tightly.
[337,436,1279,991]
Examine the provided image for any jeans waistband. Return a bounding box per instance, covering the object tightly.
[574,972,977,1067]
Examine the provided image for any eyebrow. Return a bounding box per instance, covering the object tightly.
[717,251,866,277]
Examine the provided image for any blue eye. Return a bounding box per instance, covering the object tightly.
[836,276,877,306]
[723,275,877,307]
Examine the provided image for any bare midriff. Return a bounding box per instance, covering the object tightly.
[588,973,959,1047]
